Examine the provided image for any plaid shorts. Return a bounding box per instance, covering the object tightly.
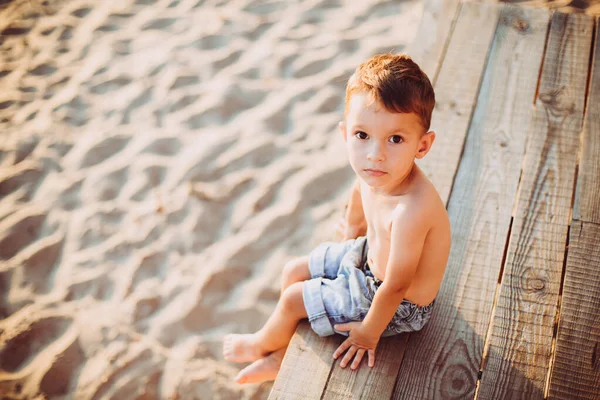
[302,236,435,337]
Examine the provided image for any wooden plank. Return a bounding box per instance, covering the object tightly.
[477,12,594,400]
[548,17,600,400]
[269,321,342,400]
[320,335,409,400]
[407,0,461,83]
[547,222,600,400]
[418,1,500,205]
[392,5,550,399]
[573,18,600,225]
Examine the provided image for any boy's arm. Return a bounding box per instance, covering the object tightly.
[360,206,429,337]
[338,179,367,240]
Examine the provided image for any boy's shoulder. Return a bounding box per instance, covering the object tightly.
[392,171,448,228]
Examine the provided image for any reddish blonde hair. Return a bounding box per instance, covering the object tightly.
[345,53,435,131]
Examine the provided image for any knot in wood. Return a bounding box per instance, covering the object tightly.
[441,363,473,398]
[512,18,530,33]
[528,278,545,291]
[521,268,547,294]
[538,86,575,117]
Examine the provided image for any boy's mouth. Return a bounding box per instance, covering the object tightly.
[364,169,386,177]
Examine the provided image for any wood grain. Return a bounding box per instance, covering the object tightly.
[393,5,550,399]
[268,321,342,400]
[417,1,500,205]
[408,0,461,84]
[548,16,600,400]
[573,17,600,225]
[477,12,594,400]
[321,335,409,400]
[547,221,600,400]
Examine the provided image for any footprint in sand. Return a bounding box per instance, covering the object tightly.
[28,63,57,77]
[130,251,167,293]
[83,165,129,202]
[129,163,166,201]
[39,336,84,397]
[76,134,131,168]
[142,18,176,31]
[0,163,43,200]
[0,316,71,372]
[121,86,153,124]
[65,271,114,302]
[78,208,124,250]
[0,209,46,260]
[169,75,200,90]
[89,76,133,96]
[18,231,65,294]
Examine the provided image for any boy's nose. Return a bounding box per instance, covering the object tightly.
[367,142,385,161]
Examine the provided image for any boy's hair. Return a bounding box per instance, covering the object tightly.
[345,53,435,132]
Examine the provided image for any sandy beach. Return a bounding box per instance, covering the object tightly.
[0,0,423,398]
[0,0,597,399]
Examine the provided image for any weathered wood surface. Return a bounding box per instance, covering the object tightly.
[408,0,461,83]
[547,222,600,400]
[477,12,594,400]
[269,321,342,400]
[417,1,499,206]
[394,5,550,399]
[572,18,600,226]
[270,4,600,400]
[547,17,600,400]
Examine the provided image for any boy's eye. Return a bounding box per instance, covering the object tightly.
[389,135,403,144]
[355,131,368,140]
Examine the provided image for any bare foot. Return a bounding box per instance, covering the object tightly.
[223,334,267,363]
[235,347,286,384]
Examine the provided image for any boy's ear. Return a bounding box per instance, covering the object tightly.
[415,131,435,159]
[339,121,347,141]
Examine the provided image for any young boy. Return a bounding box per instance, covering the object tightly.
[223,53,451,384]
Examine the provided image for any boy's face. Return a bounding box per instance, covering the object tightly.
[340,92,434,193]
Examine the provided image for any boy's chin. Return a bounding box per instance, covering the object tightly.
[358,174,389,187]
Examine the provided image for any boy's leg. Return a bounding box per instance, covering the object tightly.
[223,281,308,363]
[280,256,310,294]
[233,347,286,384]
[228,257,311,383]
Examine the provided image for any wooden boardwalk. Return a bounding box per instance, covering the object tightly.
[269,2,600,399]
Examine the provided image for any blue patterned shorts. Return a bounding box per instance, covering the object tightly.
[302,236,435,337]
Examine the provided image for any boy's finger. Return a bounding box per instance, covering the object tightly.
[368,349,375,367]
[340,346,357,368]
[351,349,365,370]
[333,340,351,359]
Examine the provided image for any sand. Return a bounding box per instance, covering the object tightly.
[1,0,597,398]
[0,0,423,398]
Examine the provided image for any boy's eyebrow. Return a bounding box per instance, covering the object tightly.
[353,124,411,136]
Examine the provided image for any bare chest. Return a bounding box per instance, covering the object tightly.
[361,193,397,278]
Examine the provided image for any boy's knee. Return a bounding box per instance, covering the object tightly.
[281,257,309,287]
[281,282,307,318]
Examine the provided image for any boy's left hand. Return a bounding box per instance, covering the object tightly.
[333,322,379,370]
